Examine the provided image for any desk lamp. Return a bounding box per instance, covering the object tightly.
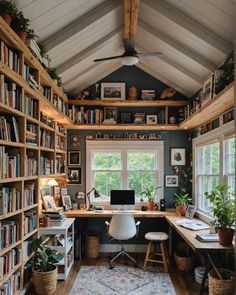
[86,188,100,211]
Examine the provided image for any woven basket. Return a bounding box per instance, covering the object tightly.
[86,234,100,258]
[32,267,58,294]
[208,269,235,295]
[174,253,194,271]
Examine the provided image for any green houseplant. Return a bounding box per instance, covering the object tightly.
[140,185,161,210]
[30,236,63,294]
[174,192,191,216]
[205,183,235,246]
[11,11,31,42]
[0,0,18,25]
[48,67,62,86]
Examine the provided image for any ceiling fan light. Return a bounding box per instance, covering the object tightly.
[122,56,139,66]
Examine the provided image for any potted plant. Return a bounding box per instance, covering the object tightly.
[11,11,30,42]
[205,183,235,246]
[30,236,63,294]
[140,185,161,210]
[0,0,18,25]
[174,192,191,216]
[48,67,62,86]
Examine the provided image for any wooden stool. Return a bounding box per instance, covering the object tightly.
[143,232,169,272]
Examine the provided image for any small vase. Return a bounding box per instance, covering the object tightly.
[1,13,12,26]
[178,204,187,216]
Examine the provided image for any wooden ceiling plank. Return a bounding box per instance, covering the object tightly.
[124,0,132,38]
[42,0,122,51]
[142,0,232,55]
[130,0,139,38]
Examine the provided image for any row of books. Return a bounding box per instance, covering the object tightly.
[55,123,66,135]
[0,40,20,74]
[26,123,37,145]
[55,135,65,150]
[141,90,156,100]
[23,212,37,235]
[0,221,19,250]
[41,113,55,128]
[24,95,38,119]
[43,87,52,100]
[0,187,21,215]
[25,153,37,177]
[43,91,69,117]
[23,240,33,259]
[0,80,22,111]
[40,129,53,149]
[0,116,19,142]
[40,155,53,175]
[0,272,20,295]
[0,147,20,179]
[0,248,20,279]
[55,154,64,174]
[24,182,36,207]
[23,65,39,90]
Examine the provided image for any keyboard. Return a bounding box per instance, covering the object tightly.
[112,210,137,213]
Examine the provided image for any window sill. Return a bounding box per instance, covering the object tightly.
[195,210,213,224]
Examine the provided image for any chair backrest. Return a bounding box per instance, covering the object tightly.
[109,214,136,240]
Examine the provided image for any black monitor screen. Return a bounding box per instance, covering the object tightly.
[110,190,135,205]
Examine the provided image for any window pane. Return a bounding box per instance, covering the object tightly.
[225,137,235,173]
[128,171,156,197]
[201,142,219,174]
[93,152,121,170]
[198,175,219,213]
[94,172,121,198]
[128,152,155,170]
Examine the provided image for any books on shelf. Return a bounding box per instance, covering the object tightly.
[25,152,37,177]
[23,240,33,259]
[0,271,20,294]
[141,90,156,100]
[24,95,38,119]
[24,182,36,207]
[23,211,37,235]
[0,221,19,249]
[0,187,21,215]
[0,147,20,178]
[26,123,38,145]
[40,128,53,149]
[0,248,20,279]
[195,234,219,242]
[0,79,22,111]
[0,40,20,74]
[40,155,53,175]
[175,219,210,231]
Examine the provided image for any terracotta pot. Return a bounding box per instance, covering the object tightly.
[218,228,234,246]
[178,204,187,216]
[16,31,27,43]
[147,201,155,211]
[1,13,12,25]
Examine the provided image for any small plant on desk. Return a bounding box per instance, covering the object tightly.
[174,193,192,216]
[140,185,161,211]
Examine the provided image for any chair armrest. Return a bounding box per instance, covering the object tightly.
[105,221,111,239]
[135,220,141,238]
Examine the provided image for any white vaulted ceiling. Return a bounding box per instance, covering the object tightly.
[15,0,234,97]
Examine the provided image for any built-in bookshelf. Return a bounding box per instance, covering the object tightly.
[0,16,68,293]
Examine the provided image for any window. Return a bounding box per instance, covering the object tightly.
[86,141,164,203]
[193,121,235,216]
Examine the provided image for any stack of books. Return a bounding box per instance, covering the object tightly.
[141,90,156,100]
[195,234,219,242]
[26,39,41,61]
[42,210,66,226]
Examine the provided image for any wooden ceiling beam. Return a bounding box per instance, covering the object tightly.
[124,0,139,39]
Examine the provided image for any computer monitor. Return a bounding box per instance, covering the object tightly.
[110,190,135,210]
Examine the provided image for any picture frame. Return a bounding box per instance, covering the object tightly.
[54,186,61,200]
[134,113,145,124]
[104,107,117,122]
[68,167,82,184]
[170,148,186,166]
[62,195,72,210]
[60,187,69,196]
[68,151,81,166]
[165,175,178,187]
[70,134,80,147]
[202,74,213,105]
[120,111,133,124]
[101,83,125,100]
[42,195,57,211]
[146,115,157,124]
[185,205,196,219]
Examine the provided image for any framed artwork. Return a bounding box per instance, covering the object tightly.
[54,186,61,200]
[165,175,178,187]
[134,113,145,124]
[185,205,196,219]
[68,151,81,166]
[68,167,82,184]
[42,195,57,211]
[146,115,157,124]
[170,148,186,166]
[62,195,72,210]
[70,134,80,147]
[104,107,117,122]
[202,75,213,105]
[101,83,125,100]
[60,187,69,196]
[120,111,133,124]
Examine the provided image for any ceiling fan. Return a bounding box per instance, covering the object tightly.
[93,38,163,66]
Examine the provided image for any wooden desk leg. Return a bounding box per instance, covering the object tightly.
[198,254,209,295]
[168,224,172,256]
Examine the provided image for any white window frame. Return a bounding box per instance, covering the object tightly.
[193,120,235,222]
[86,140,164,205]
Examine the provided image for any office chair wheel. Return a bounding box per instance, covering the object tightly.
[109,263,114,269]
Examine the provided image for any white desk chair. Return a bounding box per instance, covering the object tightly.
[105,214,140,268]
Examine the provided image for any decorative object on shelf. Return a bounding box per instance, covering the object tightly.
[185,205,196,218]
[165,175,178,187]
[70,134,80,147]
[68,151,81,166]
[101,83,125,100]
[223,109,234,124]
[48,67,62,86]
[60,187,68,196]
[120,111,133,124]
[53,186,61,200]
[202,74,214,105]
[134,113,145,124]
[31,236,63,295]
[42,195,57,211]
[128,86,137,100]
[170,148,186,166]
[0,0,18,25]
[103,107,117,124]
[169,116,176,124]
[141,89,155,100]
[47,179,59,187]
[146,115,157,124]
[86,188,101,211]
[174,193,191,216]
[205,183,235,246]
[62,195,72,210]
[160,87,176,99]
[140,185,161,211]
[68,167,82,184]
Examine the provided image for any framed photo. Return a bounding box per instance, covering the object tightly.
[185,205,196,219]
[101,83,125,100]
[146,115,157,124]
[170,148,186,166]
[60,187,68,196]
[68,151,81,166]
[202,74,213,105]
[70,134,80,147]
[42,195,57,211]
[165,175,178,187]
[134,113,145,124]
[62,195,72,210]
[54,186,61,200]
[120,111,133,123]
[104,107,117,122]
[68,167,82,184]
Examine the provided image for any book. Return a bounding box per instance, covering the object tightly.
[196,234,219,242]
[175,219,210,231]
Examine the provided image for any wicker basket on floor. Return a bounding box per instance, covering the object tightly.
[208,269,235,295]
[32,267,58,294]
[86,234,100,258]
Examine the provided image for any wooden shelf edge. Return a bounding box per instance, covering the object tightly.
[0,210,22,221]
[0,241,22,257]
[0,262,21,286]
[23,229,38,241]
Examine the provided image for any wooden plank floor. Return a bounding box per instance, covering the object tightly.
[28,255,207,295]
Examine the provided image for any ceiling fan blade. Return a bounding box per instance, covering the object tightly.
[93,55,124,62]
[123,38,135,52]
[137,52,164,57]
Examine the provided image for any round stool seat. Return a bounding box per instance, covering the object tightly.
[145,232,169,241]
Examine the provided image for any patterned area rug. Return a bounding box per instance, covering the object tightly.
[69,265,176,295]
